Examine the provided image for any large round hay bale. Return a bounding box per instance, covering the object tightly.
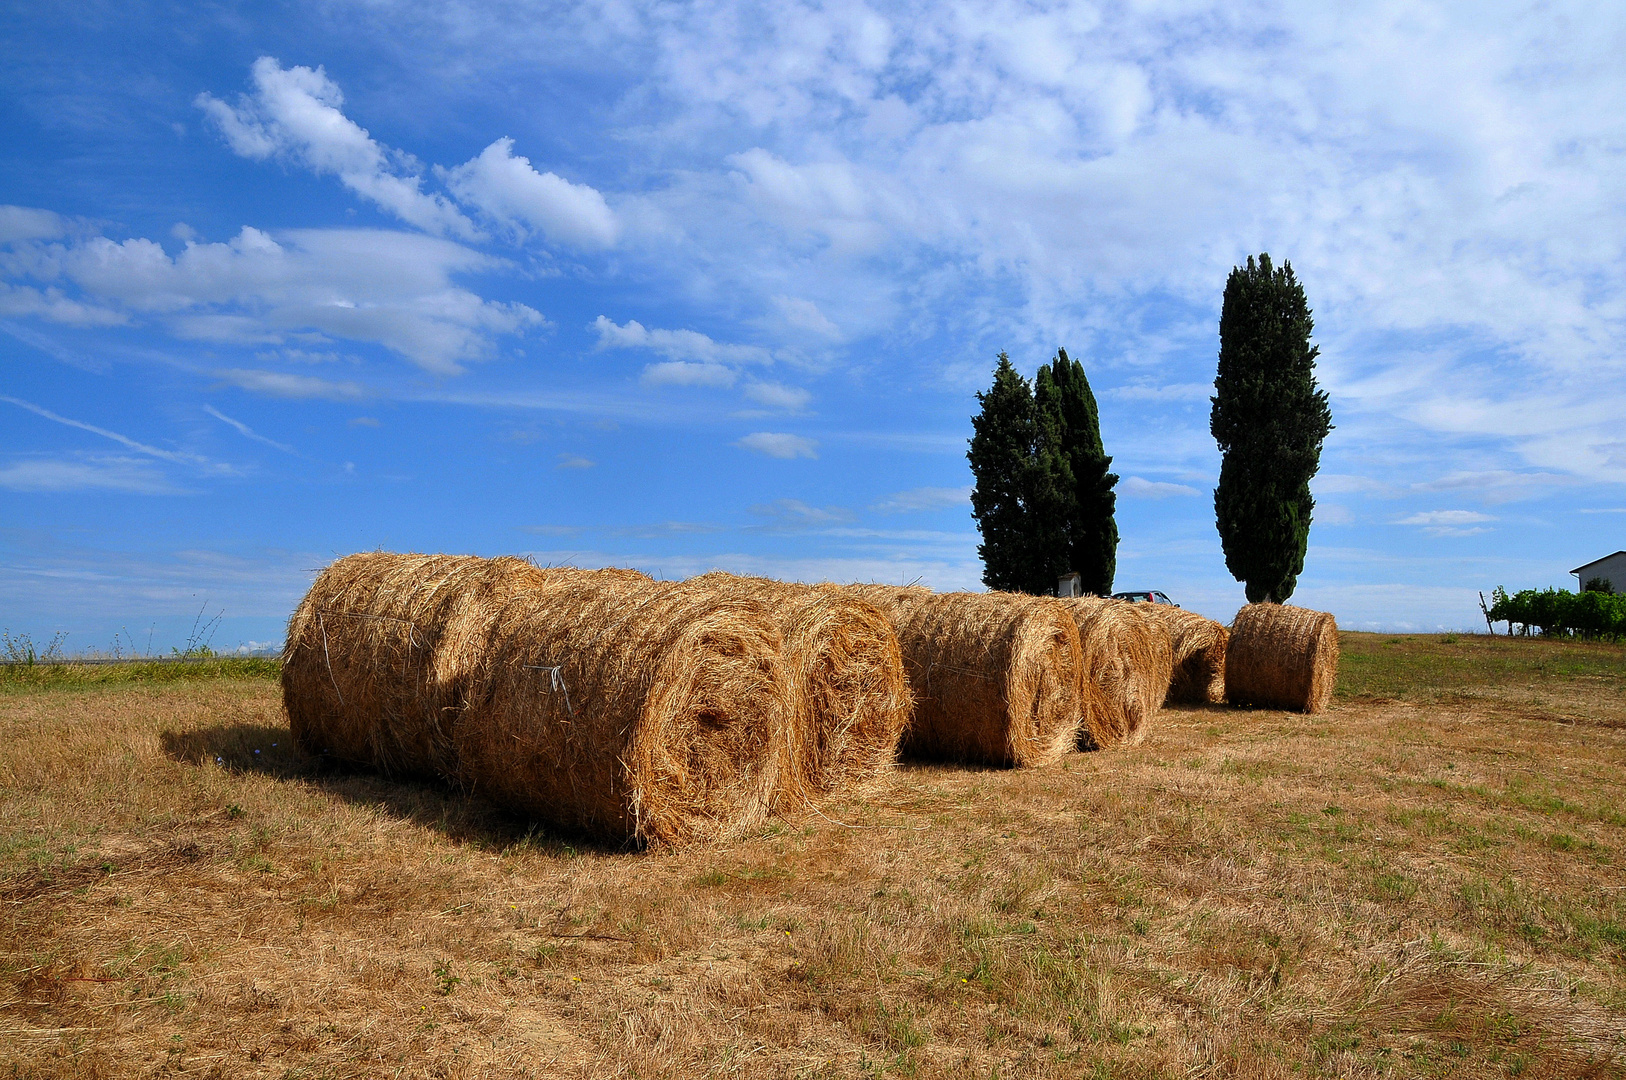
[1059,598,1171,747]
[455,578,790,845]
[281,552,549,777]
[690,573,910,806]
[1225,603,1338,713]
[844,586,1082,767]
[1136,605,1229,705]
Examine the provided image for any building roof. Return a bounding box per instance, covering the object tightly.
[1571,550,1626,575]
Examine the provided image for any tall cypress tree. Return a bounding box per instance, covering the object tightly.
[1041,348,1118,595]
[1030,365,1077,590]
[969,353,1039,593]
[1211,254,1332,603]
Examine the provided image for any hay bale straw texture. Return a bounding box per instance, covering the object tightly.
[845,586,1082,767]
[1137,605,1229,705]
[691,573,910,806]
[455,578,791,845]
[1059,598,1171,748]
[282,552,550,777]
[1226,603,1339,713]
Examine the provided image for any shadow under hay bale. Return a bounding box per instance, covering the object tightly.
[281,552,550,778]
[1137,604,1229,705]
[1226,602,1339,713]
[1059,598,1170,747]
[455,578,790,846]
[844,586,1082,767]
[690,573,911,809]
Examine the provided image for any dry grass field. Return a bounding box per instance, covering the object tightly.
[3,632,1624,1078]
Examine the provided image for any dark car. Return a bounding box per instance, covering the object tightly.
[1111,590,1177,606]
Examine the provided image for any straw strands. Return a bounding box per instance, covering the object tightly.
[455,578,790,845]
[846,586,1082,767]
[281,552,549,777]
[691,573,911,807]
[1226,603,1339,713]
[1137,604,1229,705]
[1059,598,1170,747]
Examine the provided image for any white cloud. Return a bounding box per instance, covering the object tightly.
[742,382,811,410]
[1122,476,1200,499]
[203,404,294,454]
[197,57,476,239]
[872,485,972,513]
[591,316,772,365]
[441,138,618,248]
[556,453,595,469]
[0,205,65,244]
[0,456,186,495]
[1395,509,1497,536]
[1106,383,1214,403]
[749,498,853,527]
[2,395,220,470]
[1397,510,1496,527]
[7,225,542,374]
[641,361,737,388]
[736,431,818,459]
[0,283,125,325]
[1413,470,1573,504]
[212,369,366,401]
[771,295,842,339]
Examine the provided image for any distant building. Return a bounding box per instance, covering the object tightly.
[1571,551,1626,593]
[1056,572,1083,598]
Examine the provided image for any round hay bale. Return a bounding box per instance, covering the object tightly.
[844,585,1082,767]
[455,578,790,845]
[690,573,910,806]
[281,552,549,777]
[1136,605,1229,705]
[1225,603,1338,713]
[1059,598,1171,747]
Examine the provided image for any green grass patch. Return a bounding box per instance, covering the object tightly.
[1336,631,1626,701]
[0,657,281,692]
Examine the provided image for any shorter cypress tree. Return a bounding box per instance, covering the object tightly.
[969,353,1039,593]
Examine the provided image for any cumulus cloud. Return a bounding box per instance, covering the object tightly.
[441,138,618,248]
[872,486,972,513]
[0,283,124,325]
[0,205,65,244]
[197,58,476,238]
[735,432,818,459]
[4,224,542,374]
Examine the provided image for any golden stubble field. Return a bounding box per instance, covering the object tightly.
[2,633,1624,1079]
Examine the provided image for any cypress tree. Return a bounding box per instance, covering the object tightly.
[1040,348,1118,596]
[1029,365,1077,591]
[969,353,1039,593]
[1211,254,1332,603]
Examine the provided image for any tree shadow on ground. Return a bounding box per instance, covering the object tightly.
[160,722,637,855]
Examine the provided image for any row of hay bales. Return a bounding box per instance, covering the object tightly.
[281,552,1336,845]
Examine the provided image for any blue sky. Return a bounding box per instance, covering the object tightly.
[3,1,1624,653]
